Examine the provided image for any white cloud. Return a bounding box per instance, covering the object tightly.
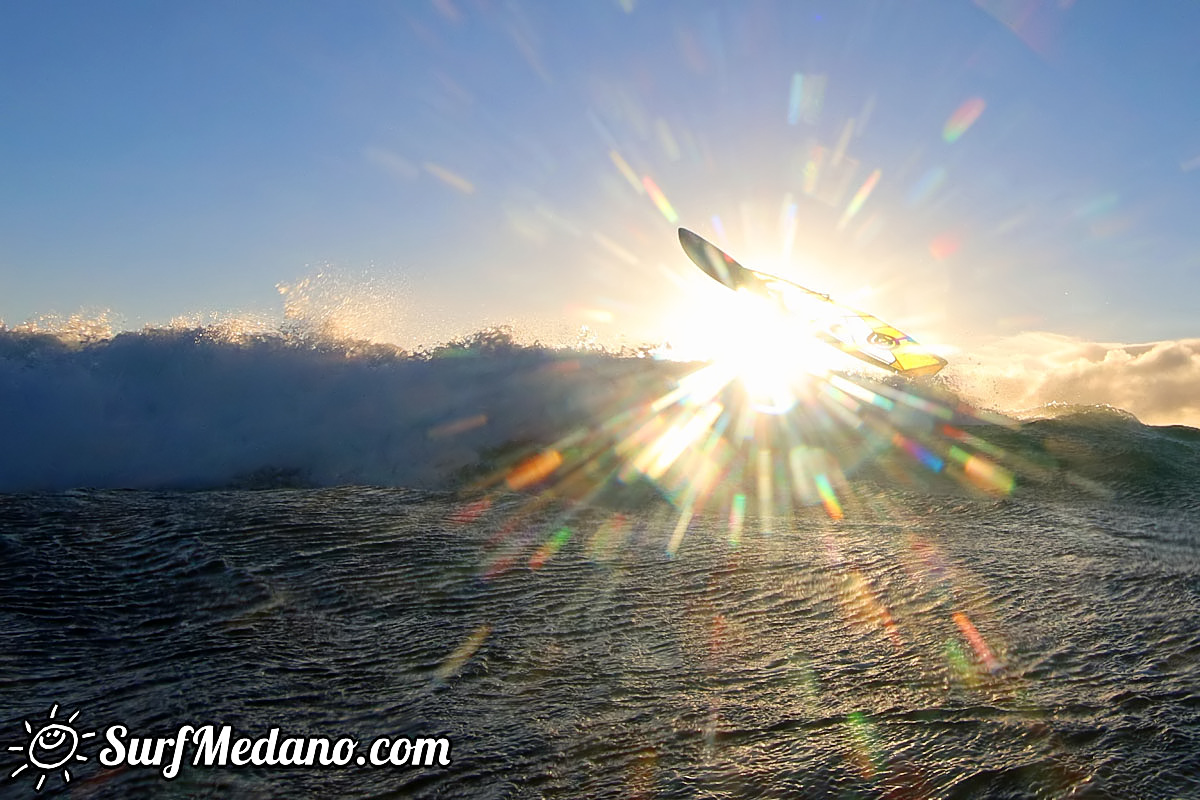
[949,332,1200,428]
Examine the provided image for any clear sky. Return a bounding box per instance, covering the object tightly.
[3,0,1200,354]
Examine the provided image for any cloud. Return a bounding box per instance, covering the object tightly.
[949,332,1200,428]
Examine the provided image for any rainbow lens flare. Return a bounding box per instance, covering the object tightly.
[943,97,986,143]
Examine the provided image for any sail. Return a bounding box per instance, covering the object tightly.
[679,228,947,378]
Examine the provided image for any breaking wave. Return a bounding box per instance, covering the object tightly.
[1,325,1197,499]
[0,325,681,492]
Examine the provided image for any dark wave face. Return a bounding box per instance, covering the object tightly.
[0,327,688,493]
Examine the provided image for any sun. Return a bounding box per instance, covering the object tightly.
[658,284,850,413]
[7,704,95,792]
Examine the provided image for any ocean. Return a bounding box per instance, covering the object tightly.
[1,327,1198,798]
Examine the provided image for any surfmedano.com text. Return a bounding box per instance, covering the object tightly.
[99,723,452,779]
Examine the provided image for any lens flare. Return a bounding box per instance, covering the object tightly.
[943,97,986,143]
[530,527,572,569]
[505,449,563,490]
[609,149,644,194]
[953,610,1003,674]
[422,162,476,194]
[948,445,1015,494]
[728,492,745,546]
[813,473,844,520]
[710,214,728,246]
[435,624,491,680]
[641,175,679,223]
[929,232,960,260]
[787,72,803,124]
[839,168,881,229]
[908,166,947,205]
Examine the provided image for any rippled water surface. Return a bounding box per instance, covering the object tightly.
[1,488,1198,798]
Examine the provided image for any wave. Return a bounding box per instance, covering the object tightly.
[998,404,1200,505]
[1,326,1197,503]
[0,326,683,492]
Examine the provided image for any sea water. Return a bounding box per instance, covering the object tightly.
[1,328,1198,798]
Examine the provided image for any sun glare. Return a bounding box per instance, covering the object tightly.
[660,285,849,413]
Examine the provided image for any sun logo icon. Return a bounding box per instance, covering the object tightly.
[7,704,95,792]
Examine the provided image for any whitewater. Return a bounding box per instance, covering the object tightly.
[1,324,1198,798]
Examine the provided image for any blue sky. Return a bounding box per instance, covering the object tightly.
[3,0,1200,351]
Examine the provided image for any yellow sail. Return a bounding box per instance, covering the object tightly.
[679,228,947,378]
